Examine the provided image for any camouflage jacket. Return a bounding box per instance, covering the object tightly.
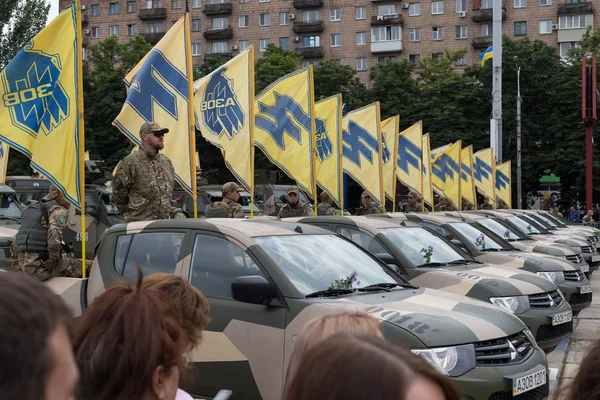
[44,203,69,263]
[355,205,383,215]
[498,204,510,209]
[213,198,245,218]
[479,203,493,210]
[112,149,175,222]
[279,202,314,218]
[317,203,342,216]
[434,204,457,211]
[402,203,421,213]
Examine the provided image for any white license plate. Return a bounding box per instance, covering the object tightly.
[552,311,573,326]
[513,368,547,396]
[580,285,593,294]
[581,265,590,273]
[592,256,600,262]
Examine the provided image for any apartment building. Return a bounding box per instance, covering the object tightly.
[59,0,597,85]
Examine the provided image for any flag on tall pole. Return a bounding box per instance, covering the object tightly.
[461,145,477,209]
[473,148,496,207]
[422,134,434,209]
[0,142,9,184]
[397,121,423,198]
[496,161,512,208]
[381,115,400,209]
[431,141,462,210]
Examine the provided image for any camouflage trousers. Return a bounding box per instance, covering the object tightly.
[13,251,92,281]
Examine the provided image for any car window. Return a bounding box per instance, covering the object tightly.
[447,222,505,250]
[476,218,522,241]
[380,227,465,266]
[335,226,387,254]
[190,234,264,298]
[115,232,186,280]
[508,216,542,234]
[0,194,21,217]
[419,221,454,239]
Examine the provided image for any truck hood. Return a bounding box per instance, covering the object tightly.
[475,252,577,272]
[510,240,577,257]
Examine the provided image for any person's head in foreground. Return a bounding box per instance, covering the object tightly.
[0,272,78,400]
[563,339,600,400]
[74,272,188,400]
[284,333,462,400]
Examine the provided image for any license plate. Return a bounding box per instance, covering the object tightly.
[580,285,593,294]
[592,256,600,262]
[513,368,547,396]
[581,265,590,273]
[552,311,573,326]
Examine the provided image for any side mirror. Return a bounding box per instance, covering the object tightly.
[232,275,274,305]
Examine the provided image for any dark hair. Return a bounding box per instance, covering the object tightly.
[320,191,331,203]
[563,340,600,400]
[284,333,461,400]
[74,272,187,400]
[0,272,72,400]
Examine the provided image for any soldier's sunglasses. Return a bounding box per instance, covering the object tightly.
[151,131,166,138]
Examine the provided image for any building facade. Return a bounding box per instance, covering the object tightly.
[60,0,596,85]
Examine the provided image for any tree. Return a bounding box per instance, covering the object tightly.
[313,61,370,110]
[195,56,229,79]
[254,44,300,94]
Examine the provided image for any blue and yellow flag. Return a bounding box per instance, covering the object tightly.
[432,141,462,210]
[314,94,343,208]
[113,16,193,194]
[496,161,511,208]
[473,147,496,206]
[422,134,434,208]
[342,102,385,205]
[0,5,82,207]
[461,145,477,208]
[0,142,9,184]
[194,46,254,191]
[480,46,494,66]
[254,67,316,198]
[397,121,423,197]
[382,116,400,201]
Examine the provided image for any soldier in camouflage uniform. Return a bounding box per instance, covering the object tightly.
[434,197,457,211]
[402,191,422,213]
[211,182,245,218]
[317,191,342,216]
[355,191,383,215]
[112,122,175,222]
[462,200,474,210]
[279,186,314,218]
[497,199,510,209]
[479,197,493,210]
[11,186,91,281]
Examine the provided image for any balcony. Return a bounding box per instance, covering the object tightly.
[82,13,89,26]
[292,0,323,8]
[205,52,233,60]
[138,7,167,20]
[371,40,402,53]
[202,3,233,15]
[141,32,165,44]
[471,8,506,22]
[82,36,90,46]
[558,2,593,15]
[293,21,323,34]
[472,35,492,48]
[370,14,404,26]
[203,27,233,40]
[295,46,324,58]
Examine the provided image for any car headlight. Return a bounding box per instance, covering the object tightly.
[489,296,530,314]
[536,271,565,285]
[411,344,475,377]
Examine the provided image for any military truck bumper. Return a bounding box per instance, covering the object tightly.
[455,349,548,400]
[581,252,600,274]
[517,301,573,350]
[558,279,593,313]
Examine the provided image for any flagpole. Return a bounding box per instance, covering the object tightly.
[308,65,318,215]
[392,116,399,213]
[338,94,344,216]
[457,140,462,211]
[184,1,197,218]
[421,130,426,213]
[376,103,385,213]
[249,45,256,218]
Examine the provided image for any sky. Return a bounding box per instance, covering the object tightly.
[47,0,59,25]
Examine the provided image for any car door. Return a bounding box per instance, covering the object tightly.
[180,231,287,400]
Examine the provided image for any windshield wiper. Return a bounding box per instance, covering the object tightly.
[416,262,446,268]
[360,282,419,290]
[478,248,502,252]
[305,288,355,298]
[445,259,473,265]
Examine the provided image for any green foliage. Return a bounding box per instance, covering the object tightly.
[254,44,300,94]
[313,61,369,110]
[195,56,229,79]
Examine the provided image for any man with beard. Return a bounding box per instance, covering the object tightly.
[278,186,314,218]
[113,122,175,222]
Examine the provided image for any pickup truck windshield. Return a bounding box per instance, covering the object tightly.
[507,216,542,235]
[476,218,523,241]
[0,194,21,218]
[254,234,398,295]
[448,222,509,251]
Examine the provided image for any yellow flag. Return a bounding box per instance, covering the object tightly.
[473,148,496,205]
[84,150,90,160]
[461,145,477,208]
[194,46,254,191]
[314,94,343,208]
[496,161,511,207]
[342,102,384,205]
[113,16,193,194]
[422,134,434,208]
[0,5,82,207]
[382,116,400,201]
[254,67,316,198]
[0,142,9,184]
[431,141,462,209]
[397,121,422,197]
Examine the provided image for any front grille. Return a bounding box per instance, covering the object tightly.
[528,290,563,308]
[581,245,594,253]
[588,235,598,243]
[570,293,592,306]
[566,254,584,263]
[564,270,585,281]
[535,321,573,343]
[488,386,547,400]
[474,331,534,366]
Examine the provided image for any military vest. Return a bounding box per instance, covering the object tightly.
[280,203,307,218]
[17,201,52,253]
[204,202,231,218]
[317,204,331,216]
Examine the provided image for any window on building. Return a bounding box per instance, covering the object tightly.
[559,15,588,29]
[302,35,320,47]
[259,0,269,3]
[409,3,420,15]
[540,0,551,5]
[514,0,526,7]
[91,26,100,38]
[239,15,249,27]
[109,25,119,36]
[332,59,341,64]
[377,5,396,15]
[147,22,163,33]
[539,20,553,34]
[456,0,466,12]
[212,41,228,53]
[356,7,366,20]
[481,23,492,36]
[378,56,396,63]
[259,13,270,26]
[192,43,201,55]
[280,12,289,25]
[409,54,421,64]
[565,0,585,3]
[303,10,320,22]
[372,26,400,41]
[213,17,228,29]
[481,0,493,8]
[127,1,137,12]
[559,41,581,58]
[91,4,100,15]
[238,40,249,50]
[455,52,467,65]
[431,1,444,14]
[331,33,341,47]
[356,31,367,45]
[432,26,443,40]
[279,37,289,49]
[330,8,341,21]
[240,0,249,3]
[433,52,443,60]
[191,19,201,31]
[192,0,202,7]
[356,57,367,71]
[147,0,163,8]
[514,21,527,35]
[455,25,467,39]
[409,28,420,41]
[302,61,320,68]
[109,2,119,14]
[127,24,137,36]
[259,38,271,51]
[172,0,181,8]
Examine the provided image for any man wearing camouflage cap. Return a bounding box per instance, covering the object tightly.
[207,182,244,218]
[355,191,383,215]
[112,122,175,222]
[11,186,91,281]
[402,191,422,213]
[434,196,457,211]
[479,197,493,210]
[279,186,314,218]
[317,191,343,216]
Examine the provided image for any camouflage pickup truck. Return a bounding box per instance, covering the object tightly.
[47,219,549,400]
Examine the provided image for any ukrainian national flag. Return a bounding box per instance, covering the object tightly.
[473,148,496,206]
[422,134,434,208]
[113,16,194,194]
[314,94,343,208]
[432,141,462,210]
[480,46,494,66]
[254,67,317,198]
[194,46,254,191]
[461,145,477,208]
[382,115,400,201]
[342,102,384,205]
[397,121,423,197]
[0,142,9,184]
[496,161,512,208]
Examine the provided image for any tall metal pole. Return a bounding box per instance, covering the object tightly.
[492,0,503,162]
[516,67,522,209]
[582,56,596,212]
